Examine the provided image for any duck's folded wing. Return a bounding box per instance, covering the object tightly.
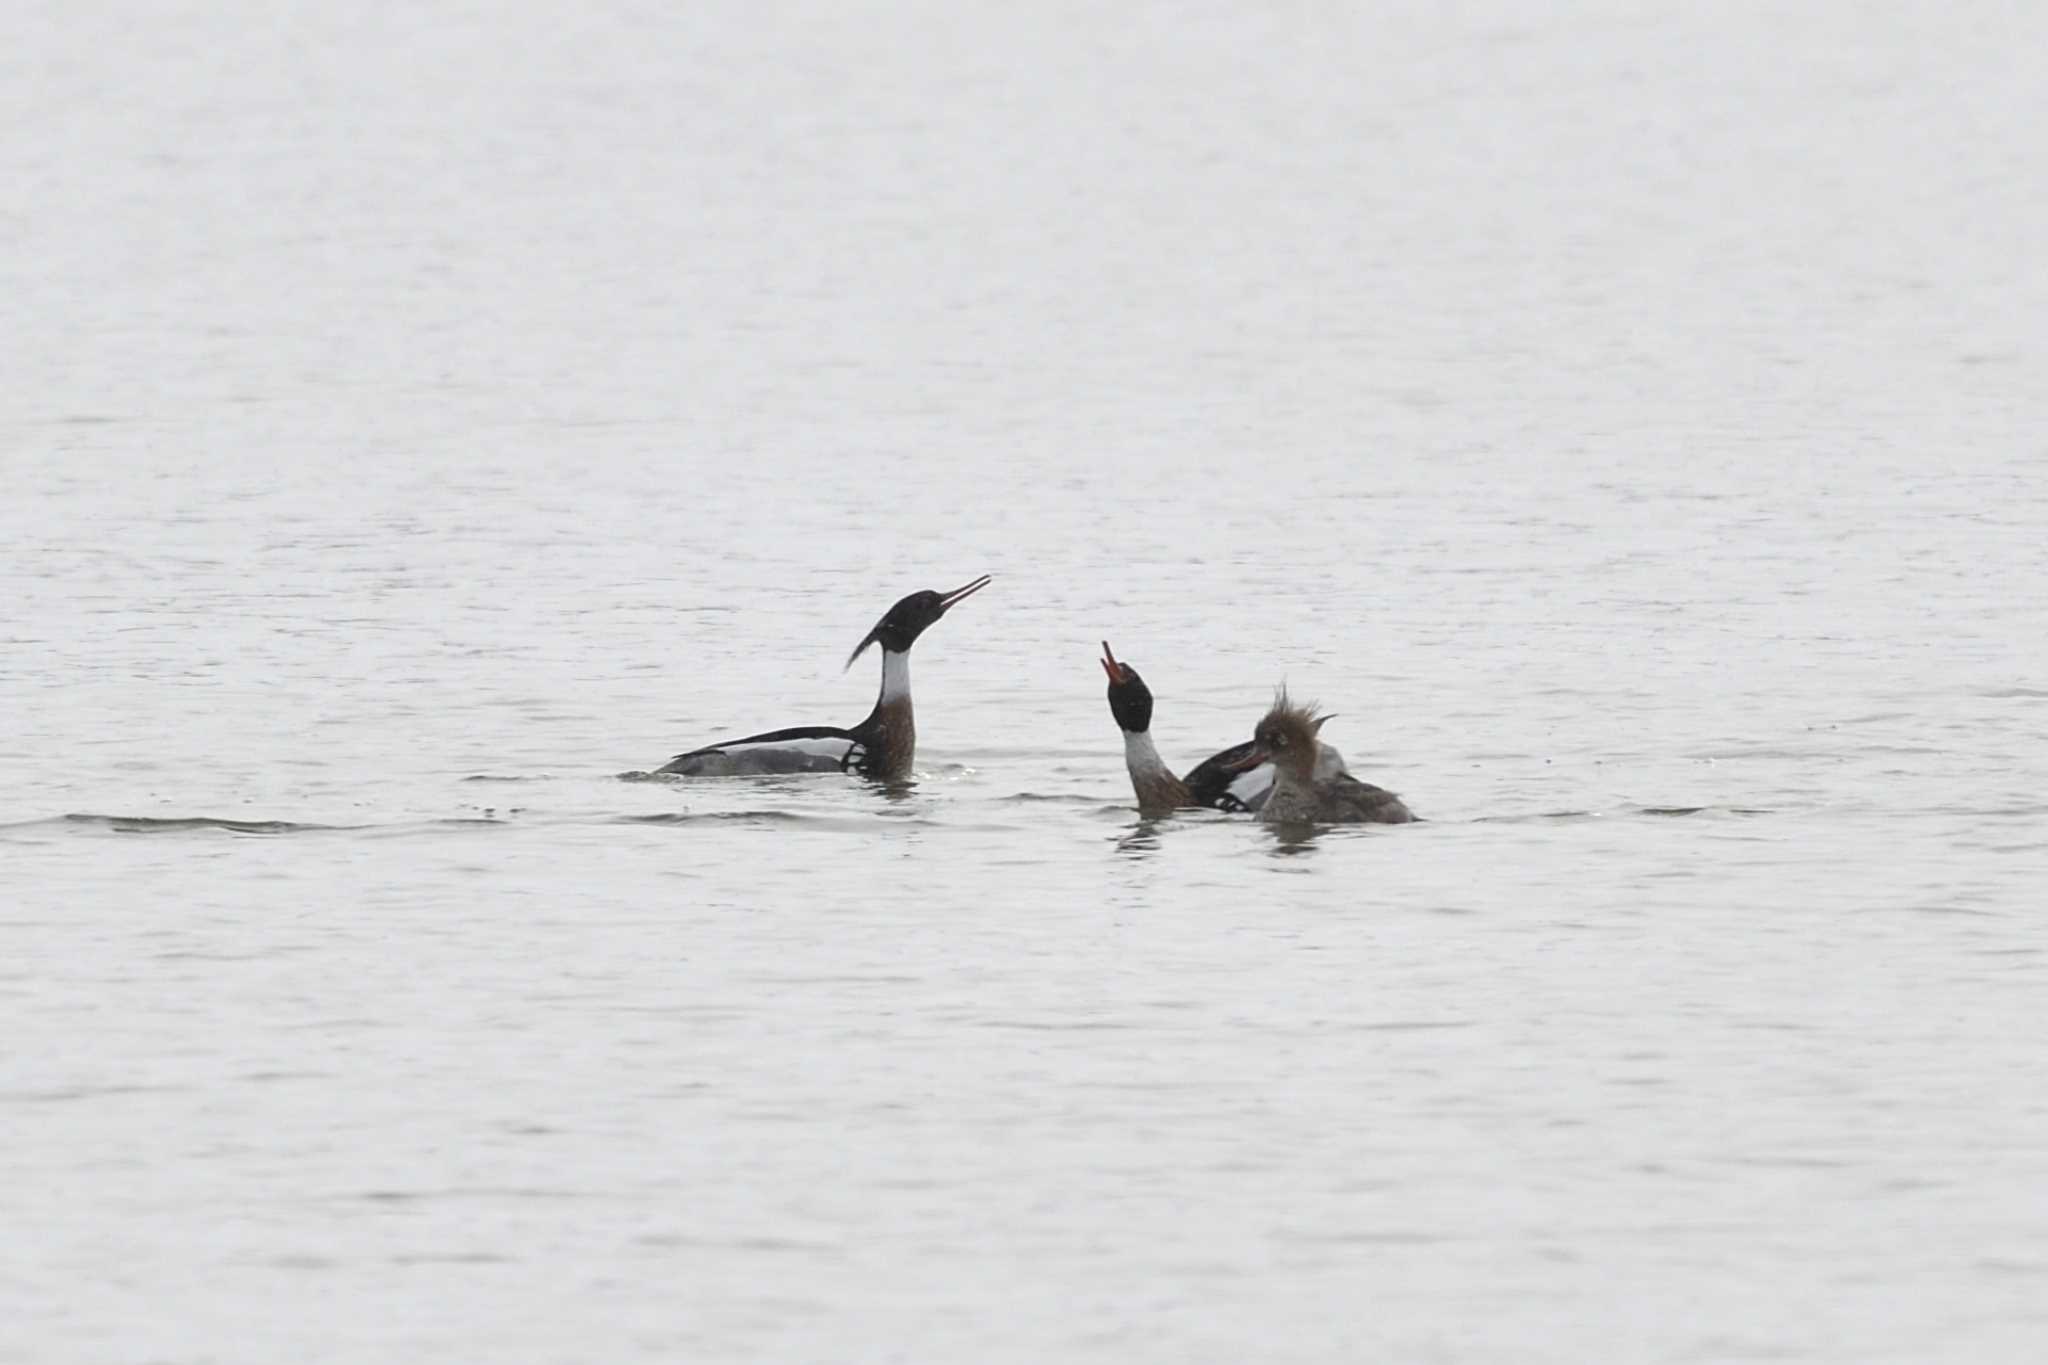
[1183,741,1272,813]
[1323,774,1416,824]
[657,725,864,776]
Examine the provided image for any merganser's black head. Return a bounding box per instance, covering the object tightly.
[845,574,991,669]
[1099,640,1155,733]
[1243,688,1334,778]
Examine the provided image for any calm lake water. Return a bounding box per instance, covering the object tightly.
[6,2,2047,1361]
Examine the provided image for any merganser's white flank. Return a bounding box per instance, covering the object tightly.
[655,576,990,781]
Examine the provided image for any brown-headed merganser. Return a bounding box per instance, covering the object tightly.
[656,575,990,780]
[1232,689,1415,825]
[1100,641,1273,818]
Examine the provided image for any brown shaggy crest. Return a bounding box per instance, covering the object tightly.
[1252,687,1330,764]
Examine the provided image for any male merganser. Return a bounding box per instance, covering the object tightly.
[656,575,990,780]
[1100,641,1273,817]
[1234,690,1415,825]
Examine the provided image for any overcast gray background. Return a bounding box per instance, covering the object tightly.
[6,2,2046,1361]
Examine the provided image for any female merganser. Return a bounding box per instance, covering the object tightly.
[1100,641,1272,817]
[1234,690,1415,825]
[656,575,990,781]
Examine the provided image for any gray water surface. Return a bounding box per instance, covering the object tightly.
[6,2,2048,1361]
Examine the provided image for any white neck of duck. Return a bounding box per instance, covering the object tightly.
[1121,728,1190,815]
[878,649,910,704]
[860,650,916,779]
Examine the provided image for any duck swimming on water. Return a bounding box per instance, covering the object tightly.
[1100,641,1273,818]
[656,575,990,781]
[1231,689,1415,825]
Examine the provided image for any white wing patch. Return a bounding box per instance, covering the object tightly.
[1227,765,1274,811]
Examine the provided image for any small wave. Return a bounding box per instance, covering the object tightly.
[1356,1020,1474,1032]
[614,810,815,827]
[611,810,942,832]
[346,1186,608,1206]
[976,1018,1141,1032]
[1,1082,193,1104]
[3,813,514,838]
[1688,747,1829,761]
[1468,810,1601,824]
[1464,805,1774,824]
[60,813,351,836]
[8,807,980,839]
[359,818,511,838]
[1642,804,1774,817]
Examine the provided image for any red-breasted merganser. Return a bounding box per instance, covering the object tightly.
[1230,690,1415,824]
[656,575,990,780]
[1100,641,1273,818]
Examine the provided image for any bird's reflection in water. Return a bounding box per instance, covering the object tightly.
[1103,812,1362,858]
[872,777,920,808]
[1114,819,1167,856]
[1263,821,1324,856]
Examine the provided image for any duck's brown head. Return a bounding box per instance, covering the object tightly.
[1249,688,1334,778]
